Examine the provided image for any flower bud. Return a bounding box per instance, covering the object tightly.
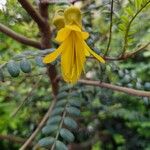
[64,6,82,26]
[53,10,65,30]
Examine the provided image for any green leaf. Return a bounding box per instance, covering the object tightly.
[51,107,64,116]
[55,99,67,107]
[64,117,78,129]
[47,116,61,125]
[55,140,68,150]
[125,7,134,16]
[69,100,81,107]
[57,92,68,100]
[38,137,55,148]
[7,60,20,77]
[42,125,58,135]
[60,128,75,142]
[121,15,129,24]
[66,106,80,116]
[60,85,73,92]
[35,56,46,67]
[20,58,31,73]
[118,24,126,31]
[135,0,141,10]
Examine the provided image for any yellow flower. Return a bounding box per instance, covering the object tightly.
[43,6,105,84]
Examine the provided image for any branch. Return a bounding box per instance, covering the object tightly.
[0,23,41,49]
[39,2,59,95]
[0,134,25,144]
[89,42,150,61]
[0,134,34,147]
[20,99,56,150]
[79,79,150,97]
[18,0,45,28]
[122,42,150,59]
[104,0,114,56]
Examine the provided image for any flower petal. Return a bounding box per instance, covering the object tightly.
[66,25,81,32]
[75,32,90,56]
[55,27,71,43]
[61,34,74,82]
[43,43,64,64]
[84,42,105,63]
[61,32,85,83]
[82,31,89,40]
[75,33,86,78]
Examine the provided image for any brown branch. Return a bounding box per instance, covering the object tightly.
[0,23,41,49]
[0,134,33,148]
[18,0,45,28]
[0,134,25,144]
[39,3,59,95]
[19,99,56,150]
[79,79,150,97]
[121,42,150,59]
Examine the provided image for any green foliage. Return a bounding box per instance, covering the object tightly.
[0,0,150,150]
[38,88,81,149]
[118,0,150,53]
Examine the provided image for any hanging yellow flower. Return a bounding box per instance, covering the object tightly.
[43,6,105,83]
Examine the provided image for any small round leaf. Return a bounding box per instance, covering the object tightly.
[20,58,31,73]
[7,60,20,77]
[64,117,77,129]
[35,56,45,67]
[55,140,67,150]
[38,137,55,148]
[60,128,74,142]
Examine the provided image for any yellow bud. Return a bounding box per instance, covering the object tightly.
[64,6,82,26]
[53,15,65,30]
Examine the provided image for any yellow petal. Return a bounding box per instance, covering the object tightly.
[66,25,81,32]
[43,43,64,64]
[75,32,90,56]
[61,34,74,82]
[55,27,71,42]
[82,31,89,40]
[61,32,85,83]
[75,33,86,77]
[84,42,105,63]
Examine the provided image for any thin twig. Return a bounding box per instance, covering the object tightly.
[0,134,29,145]
[0,23,41,49]
[88,42,150,61]
[19,99,57,150]
[104,0,114,56]
[10,77,43,117]
[79,79,150,97]
[122,42,150,58]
